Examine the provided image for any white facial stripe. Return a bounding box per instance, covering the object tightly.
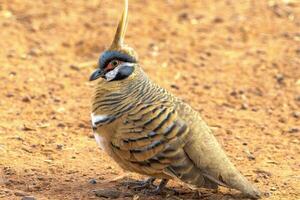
[91,113,110,127]
[105,67,119,81]
[105,62,135,81]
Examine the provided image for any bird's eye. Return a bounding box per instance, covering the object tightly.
[110,60,119,67]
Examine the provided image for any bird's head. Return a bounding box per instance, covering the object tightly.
[89,0,138,82]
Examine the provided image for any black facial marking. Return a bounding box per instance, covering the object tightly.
[99,51,137,70]
[112,65,134,81]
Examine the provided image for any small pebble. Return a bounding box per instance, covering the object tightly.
[264,191,271,197]
[22,96,31,103]
[288,127,299,133]
[57,123,66,128]
[70,65,80,71]
[178,12,189,21]
[292,111,300,118]
[203,85,211,90]
[241,103,249,110]
[275,74,284,84]
[170,84,179,90]
[28,48,41,57]
[230,90,238,96]
[270,187,277,191]
[133,195,140,200]
[6,93,14,97]
[22,125,35,131]
[94,188,121,199]
[213,17,224,23]
[89,179,97,184]
[21,196,36,200]
[14,192,28,196]
[56,144,63,150]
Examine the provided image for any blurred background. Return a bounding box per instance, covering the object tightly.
[0,0,299,199]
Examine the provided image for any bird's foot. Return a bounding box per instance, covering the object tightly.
[122,177,156,190]
[143,179,169,195]
[132,177,156,191]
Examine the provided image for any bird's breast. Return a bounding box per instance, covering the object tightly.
[91,113,116,152]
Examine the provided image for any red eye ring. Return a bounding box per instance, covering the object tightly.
[105,60,120,70]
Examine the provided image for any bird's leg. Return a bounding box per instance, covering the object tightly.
[145,179,169,195]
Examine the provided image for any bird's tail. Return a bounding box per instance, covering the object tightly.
[184,123,261,199]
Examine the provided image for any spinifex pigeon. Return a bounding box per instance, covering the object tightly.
[89,0,260,198]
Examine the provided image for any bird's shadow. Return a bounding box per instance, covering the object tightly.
[92,177,255,200]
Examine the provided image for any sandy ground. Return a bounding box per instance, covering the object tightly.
[0,0,299,199]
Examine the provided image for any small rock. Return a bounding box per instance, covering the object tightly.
[241,103,249,110]
[53,97,61,103]
[94,188,121,199]
[70,65,80,71]
[275,74,284,84]
[21,196,36,200]
[288,127,299,133]
[244,147,255,160]
[56,144,63,150]
[14,191,28,196]
[270,187,277,191]
[89,134,94,139]
[230,90,238,96]
[44,159,52,163]
[133,195,140,200]
[78,123,88,128]
[22,96,31,103]
[37,176,45,181]
[22,124,36,131]
[203,85,211,90]
[254,169,272,179]
[278,117,286,123]
[57,123,66,128]
[178,12,189,21]
[9,71,16,76]
[213,17,224,23]
[89,179,97,184]
[28,48,41,57]
[6,93,14,97]
[292,111,300,118]
[170,84,179,90]
[264,191,271,197]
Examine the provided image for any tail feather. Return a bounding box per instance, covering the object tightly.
[184,123,261,199]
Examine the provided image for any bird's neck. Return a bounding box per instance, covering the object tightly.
[91,67,157,115]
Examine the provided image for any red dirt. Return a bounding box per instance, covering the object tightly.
[0,0,299,199]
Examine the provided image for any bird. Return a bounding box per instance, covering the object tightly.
[89,0,261,198]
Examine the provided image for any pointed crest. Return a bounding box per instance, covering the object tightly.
[110,0,128,49]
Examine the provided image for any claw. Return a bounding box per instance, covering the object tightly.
[121,177,156,190]
[144,179,169,195]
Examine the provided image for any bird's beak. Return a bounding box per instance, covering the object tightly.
[89,68,104,81]
[110,0,128,49]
